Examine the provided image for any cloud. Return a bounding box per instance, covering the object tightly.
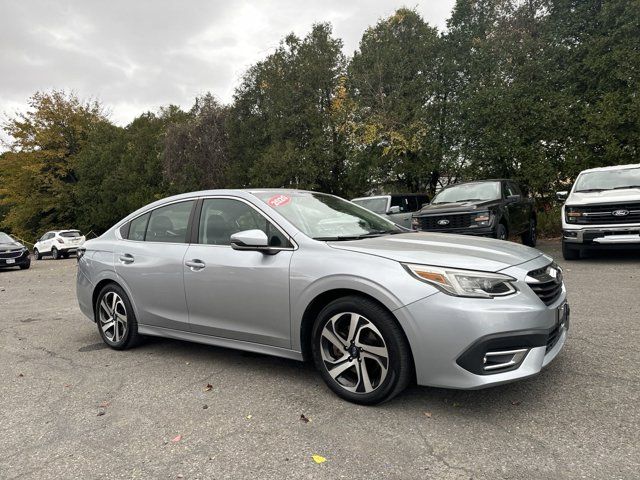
[0,0,455,128]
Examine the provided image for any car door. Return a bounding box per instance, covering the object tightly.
[114,200,195,331]
[387,196,413,228]
[40,232,54,253]
[183,197,293,348]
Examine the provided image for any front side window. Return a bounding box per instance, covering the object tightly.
[352,197,388,215]
[254,192,401,240]
[145,201,194,243]
[390,196,409,212]
[198,198,290,247]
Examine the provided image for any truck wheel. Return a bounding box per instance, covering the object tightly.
[495,223,508,241]
[521,218,537,247]
[562,240,580,260]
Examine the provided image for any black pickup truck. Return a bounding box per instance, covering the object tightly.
[411,179,537,246]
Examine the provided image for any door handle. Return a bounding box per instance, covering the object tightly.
[185,259,206,271]
[119,253,134,264]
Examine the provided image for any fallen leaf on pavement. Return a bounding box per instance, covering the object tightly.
[312,454,326,464]
[171,435,182,443]
[203,383,213,392]
[424,412,432,418]
[17,373,24,378]
[246,415,252,420]
[300,414,310,423]
[98,401,111,408]
[511,400,521,406]
[202,404,209,410]
[97,410,106,417]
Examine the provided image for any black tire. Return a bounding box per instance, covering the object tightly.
[19,261,31,270]
[495,223,508,241]
[62,252,70,259]
[562,240,581,260]
[33,248,41,260]
[95,283,141,350]
[311,295,413,405]
[51,247,60,260]
[521,218,537,247]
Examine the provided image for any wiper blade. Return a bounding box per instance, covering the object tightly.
[575,188,606,192]
[316,230,401,241]
[611,185,640,190]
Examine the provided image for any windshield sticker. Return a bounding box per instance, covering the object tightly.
[267,194,291,207]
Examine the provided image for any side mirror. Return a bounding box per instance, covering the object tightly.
[506,194,521,203]
[387,206,401,214]
[556,191,568,202]
[230,229,269,251]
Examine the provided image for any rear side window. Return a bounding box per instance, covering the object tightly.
[128,213,150,241]
[146,201,194,243]
[405,196,419,212]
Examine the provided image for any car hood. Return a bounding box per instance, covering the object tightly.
[567,188,640,205]
[0,242,24,251]
[328,232,544,272]
[415,199,501,215]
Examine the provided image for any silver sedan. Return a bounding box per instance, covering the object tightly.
[76,189,569,404]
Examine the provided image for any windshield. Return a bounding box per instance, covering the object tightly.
[574,167,640,192]
[254,192,402,240]
[0,232,17,244]
[352,197,388,215]
[60,231,82,238]
[432,182,501,204]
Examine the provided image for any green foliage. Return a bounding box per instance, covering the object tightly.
[1,4,638,239]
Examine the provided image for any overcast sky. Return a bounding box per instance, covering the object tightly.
[0,0,455,130]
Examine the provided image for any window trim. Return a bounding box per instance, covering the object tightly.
[194,195,298,251]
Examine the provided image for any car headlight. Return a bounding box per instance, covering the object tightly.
[472,210,492,226]
[402,263,517,298]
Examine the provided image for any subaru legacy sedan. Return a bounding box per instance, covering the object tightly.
[76,189,569,404]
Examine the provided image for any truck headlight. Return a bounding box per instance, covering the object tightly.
[565,207,584,223]
[472,211,492,226]
[402,263,517,298]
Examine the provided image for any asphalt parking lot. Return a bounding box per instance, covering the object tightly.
[0,240,639,480]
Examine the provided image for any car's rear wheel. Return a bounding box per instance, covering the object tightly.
[562,240,581,260]
[33,248,41,260]
[521,218,537,247]
[311,296,413,405]
[95,284,140,350]
[51,247,60,260]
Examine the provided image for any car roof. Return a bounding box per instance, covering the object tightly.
[579,163,640,174]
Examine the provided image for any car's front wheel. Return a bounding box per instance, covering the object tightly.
[33,248,41,260]
[311,296,413,405]
[95,284,141,350]
[562,240,581,260]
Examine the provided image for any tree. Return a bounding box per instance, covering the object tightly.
[163,94,230,193]
[228,23,347,193]
[0,91,106,239]
[346,8,443,195]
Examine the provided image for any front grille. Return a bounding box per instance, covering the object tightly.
[418,213,472,230]
[574,202,640,225]
[546,325,560,353]
[0,249,23,259]
[527,265,563,306]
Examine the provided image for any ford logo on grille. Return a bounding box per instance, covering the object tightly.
[437,219,450,226]
[612,209,629,216]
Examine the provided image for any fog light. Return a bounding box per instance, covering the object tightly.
[483,348,529,371]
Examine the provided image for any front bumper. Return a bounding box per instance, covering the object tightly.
[394,255,568,389]
[563,225,640,247]
[0,250,31,268]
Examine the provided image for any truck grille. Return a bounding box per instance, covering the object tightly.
[527,265,563,306]
[417,213,472,230]
[575,202,640,225]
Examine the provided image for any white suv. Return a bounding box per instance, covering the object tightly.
[558,163,640,259]
[33,230,86,260]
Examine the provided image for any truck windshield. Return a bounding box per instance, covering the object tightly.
[351,197,388,214]
[574,167,640,192]
[432,182,501,204]
[254,192,402,241]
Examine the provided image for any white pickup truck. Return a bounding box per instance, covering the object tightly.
[558,163,640,260]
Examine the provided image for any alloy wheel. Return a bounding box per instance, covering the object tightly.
[319,312,389,394]
[98,291,128,343]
